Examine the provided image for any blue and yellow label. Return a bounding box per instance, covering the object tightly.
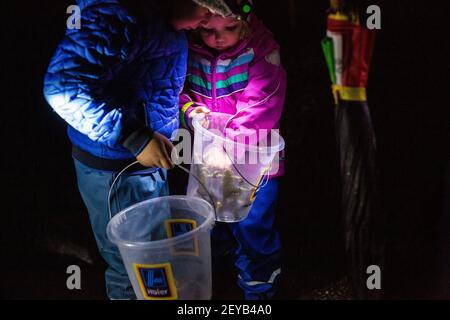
[134,263,178,300]
[250,166,271,202]
[165,219,199,256]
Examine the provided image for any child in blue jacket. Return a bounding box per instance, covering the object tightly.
[43,0,212,299]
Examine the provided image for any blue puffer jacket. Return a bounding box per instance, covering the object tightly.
[44,0,187,162]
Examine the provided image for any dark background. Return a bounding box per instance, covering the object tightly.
[1,1,448,299]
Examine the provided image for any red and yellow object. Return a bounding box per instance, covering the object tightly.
[322,1,377,103]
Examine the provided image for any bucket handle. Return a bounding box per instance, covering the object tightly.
[195,113,272,193]
[221,116,272,191]
[107,161,140,220]
[223,147,271,191]
[107,161,218,221]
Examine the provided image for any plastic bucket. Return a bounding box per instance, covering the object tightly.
[106,196,215,300]
[187,112,285,222]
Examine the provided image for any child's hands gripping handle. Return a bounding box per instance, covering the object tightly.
[136,132,175,169]
[189,106,211,129]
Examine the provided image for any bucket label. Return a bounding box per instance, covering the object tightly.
[134,263,178,300]
[165,219,199,256]
[250,166,271,202]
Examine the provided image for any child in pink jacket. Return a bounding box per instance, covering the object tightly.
[180,0,286,299]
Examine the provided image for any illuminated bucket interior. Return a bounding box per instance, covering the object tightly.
[188,112,285,222]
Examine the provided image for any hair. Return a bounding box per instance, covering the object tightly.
[238,20,252,41]
[189,18,252,48]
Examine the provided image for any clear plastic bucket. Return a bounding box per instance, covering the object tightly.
[187,112,285,222]
[106,196,215,300]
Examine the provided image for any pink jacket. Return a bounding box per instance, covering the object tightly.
[180,15,286,176]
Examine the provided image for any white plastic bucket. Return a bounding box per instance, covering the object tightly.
[187,112,285,222]
[106,196,215,300]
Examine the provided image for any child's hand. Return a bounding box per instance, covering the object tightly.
[136,132,175,169]
[189,106,211,117]
[189,106,210,128]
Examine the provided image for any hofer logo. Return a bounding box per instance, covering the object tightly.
[134,263,178,300]
[165,219,199,256]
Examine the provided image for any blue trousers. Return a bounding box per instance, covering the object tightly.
[212,179,281,299]
[74,159,169,300]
